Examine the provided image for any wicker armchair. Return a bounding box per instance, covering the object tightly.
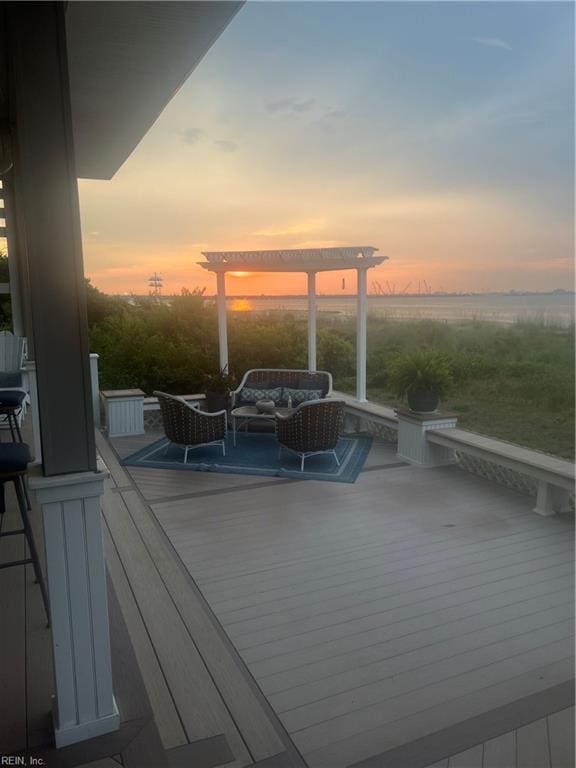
[154,391,227,461]
[275,399,345,471]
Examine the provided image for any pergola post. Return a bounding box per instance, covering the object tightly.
[307,271,317,371]
[216,270,229,371]
[356,267,368,402]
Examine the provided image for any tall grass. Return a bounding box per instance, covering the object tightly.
[354,317,574,459]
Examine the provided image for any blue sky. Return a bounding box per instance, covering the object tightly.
[79,1,574,294]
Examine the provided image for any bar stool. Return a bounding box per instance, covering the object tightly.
[0,442,50,624]
[0,390,27,443]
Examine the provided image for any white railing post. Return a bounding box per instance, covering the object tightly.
[397,409,458,466]
[23,359,42,465]
[534,481,572,517]
[90,352,100,426]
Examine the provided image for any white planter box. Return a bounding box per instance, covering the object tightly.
[397,408,458,467]
[101,389,145,437]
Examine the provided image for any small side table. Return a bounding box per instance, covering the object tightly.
[231,405,292,447]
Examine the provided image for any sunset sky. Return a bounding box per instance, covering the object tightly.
[78,1,574,296]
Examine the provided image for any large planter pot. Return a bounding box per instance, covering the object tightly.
[205,391,230,413]
[407,389,439,414]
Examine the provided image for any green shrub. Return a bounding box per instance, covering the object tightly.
[388,350,454,398]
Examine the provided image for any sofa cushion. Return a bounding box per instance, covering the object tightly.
[239,386,282,405]
[282,387,323,406]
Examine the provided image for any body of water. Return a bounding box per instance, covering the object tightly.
[225,293,574,326]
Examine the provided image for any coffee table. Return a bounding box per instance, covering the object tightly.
[231,405,293,447]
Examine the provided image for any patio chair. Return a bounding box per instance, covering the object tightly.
[275,399,345,472]
[154,391,227,461]
[0,331,29,431]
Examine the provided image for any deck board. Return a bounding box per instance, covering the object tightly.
[307,657,572,767]
[142,442,574,768]
[118,487,288,763]
[482,731,516,768]
[101,489,253,764]
[102,520,188,750]
[547,707,575,768]
[0,487,27,753]
[448,743,484,767]
[516,717,551,768]
[25,501,53,749]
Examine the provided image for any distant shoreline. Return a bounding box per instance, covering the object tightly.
[114,290,575,299]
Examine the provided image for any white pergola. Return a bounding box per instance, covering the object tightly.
[199,246,387,402]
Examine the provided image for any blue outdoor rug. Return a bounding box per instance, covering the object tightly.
[121,431,372,483]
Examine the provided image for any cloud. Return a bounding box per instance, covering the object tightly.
[473,37,513,52]
[214,140,238,153]
[323,107,347,120]
[252,217,327,237]
[179,128,204,145]
[265,97,316,115]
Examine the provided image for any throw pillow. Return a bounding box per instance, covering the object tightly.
[282,387,323,406]
[239,386,282,404]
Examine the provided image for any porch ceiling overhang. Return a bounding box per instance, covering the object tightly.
[199,246,387,273]
[66,1,243,180]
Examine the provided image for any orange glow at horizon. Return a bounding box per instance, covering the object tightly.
[230,298,253,312]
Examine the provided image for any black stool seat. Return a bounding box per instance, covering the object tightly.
[0,391,26,444]
[0,390,27,407]
[0,440,49,624]
[0,442,31,471]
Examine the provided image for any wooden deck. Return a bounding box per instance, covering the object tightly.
[1,425,301,768]
[110,429,574,768]
[2,424,573,768]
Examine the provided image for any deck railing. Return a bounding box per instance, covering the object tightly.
[335,392,574,516]
[101,385,574,516]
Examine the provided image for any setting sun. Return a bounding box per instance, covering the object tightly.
[230,298,253,312]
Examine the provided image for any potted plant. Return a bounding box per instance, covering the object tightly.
[203,367,236,412]
[389,350,453,414]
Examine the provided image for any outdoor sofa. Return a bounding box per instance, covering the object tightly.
[231,368,333,409]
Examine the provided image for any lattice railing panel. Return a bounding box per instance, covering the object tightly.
[454,451,537,496]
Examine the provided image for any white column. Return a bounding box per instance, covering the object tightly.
[216,270,229,371]
[534,482,572,517]
[29,465,119,748]
[90,353,100,426]
[397,410,458,466]
[356,267,368,402]
[307,271,317,371]
[23,359,42,466]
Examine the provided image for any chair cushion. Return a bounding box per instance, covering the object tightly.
[0,390,27,407]
[0,442,31,471]
[239,386,282,404]
[0,372,23,388]
[282,387,323,406]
